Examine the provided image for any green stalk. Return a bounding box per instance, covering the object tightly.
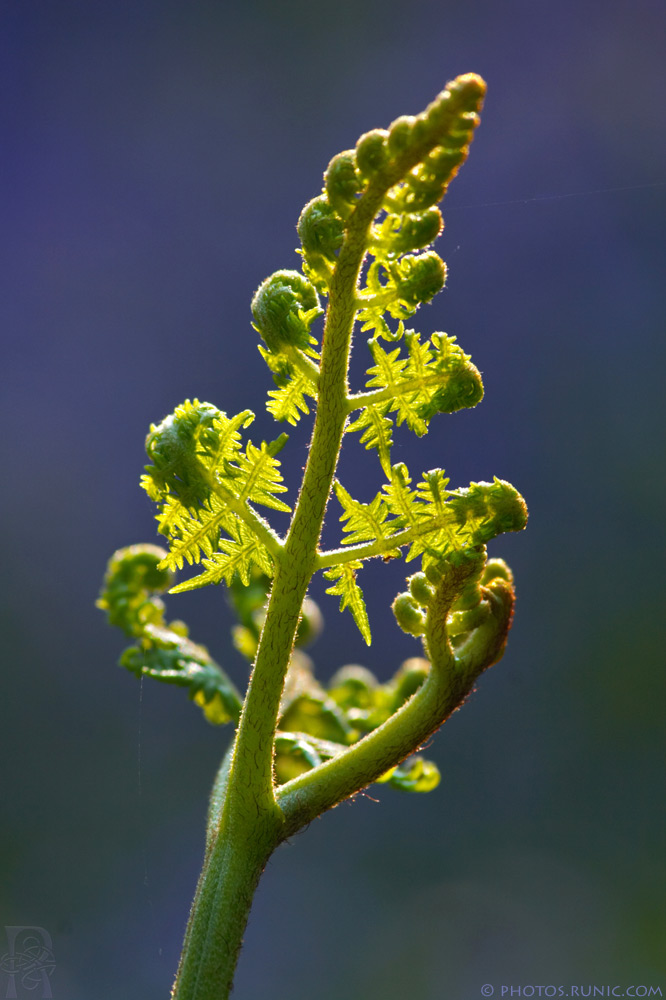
[170,787,282,999]
[277,560,498,834]
[171,177,375,1000]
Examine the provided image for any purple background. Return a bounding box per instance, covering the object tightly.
[1,2,665,998]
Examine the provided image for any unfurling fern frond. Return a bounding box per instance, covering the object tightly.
[368,207,443,260]
[296,194,344,290]
[97,545,242,725]
[356,251,447,333]
[142,400,250,506]
[141,399,287,588]
[252,271,322,426]
[400,474,527,573]
[251,270,322,354]
[328,466,527,574]
[392,551,518,688]
[345,332,483,471]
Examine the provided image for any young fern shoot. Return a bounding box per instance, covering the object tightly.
[98,73,527,1000]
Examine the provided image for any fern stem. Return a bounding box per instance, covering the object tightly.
[316,516,452,568]
[171,784,282,1000]
[225,188,382,800]
[210,484,285,557]
[276,562,488,832]
[172,151,378,1000]
[346,375,447,412]
[286,345,321,386]
[277,659,462,832]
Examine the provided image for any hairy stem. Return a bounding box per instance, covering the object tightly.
[171,785,282,1000]
[277,561,501,833]
[285,345,321,386]
[171,165,377,1000]
[209,485,285,559]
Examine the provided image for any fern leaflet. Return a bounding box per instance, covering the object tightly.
[333,480,394,548]
[171,520,276,592]
[345,402,394,476]
[258,346,319,425]
[323,561,371,645]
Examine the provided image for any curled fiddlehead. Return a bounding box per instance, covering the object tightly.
[97,544,242,724]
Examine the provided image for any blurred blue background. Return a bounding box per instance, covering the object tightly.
[1,1,664,997]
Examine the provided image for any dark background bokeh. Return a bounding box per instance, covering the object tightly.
[1,2,664,998]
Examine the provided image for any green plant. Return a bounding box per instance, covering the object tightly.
[98,73,527,999]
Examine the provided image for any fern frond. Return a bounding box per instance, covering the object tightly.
[142,399,252,505]
[323,561,371,645]
[322,468,526,575]
[121,627,241,726]
[251,270,322,354]
[356,250,447,329]
[346,331,483,465]
[400,476,528,571]
[444,477,529,540]
[101,79,530,991]
[252,270,325,425]
[369,207,443,260]
[142,399,287,586]
[98,545,243,724]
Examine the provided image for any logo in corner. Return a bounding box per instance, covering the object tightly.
[0,927,55,999]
